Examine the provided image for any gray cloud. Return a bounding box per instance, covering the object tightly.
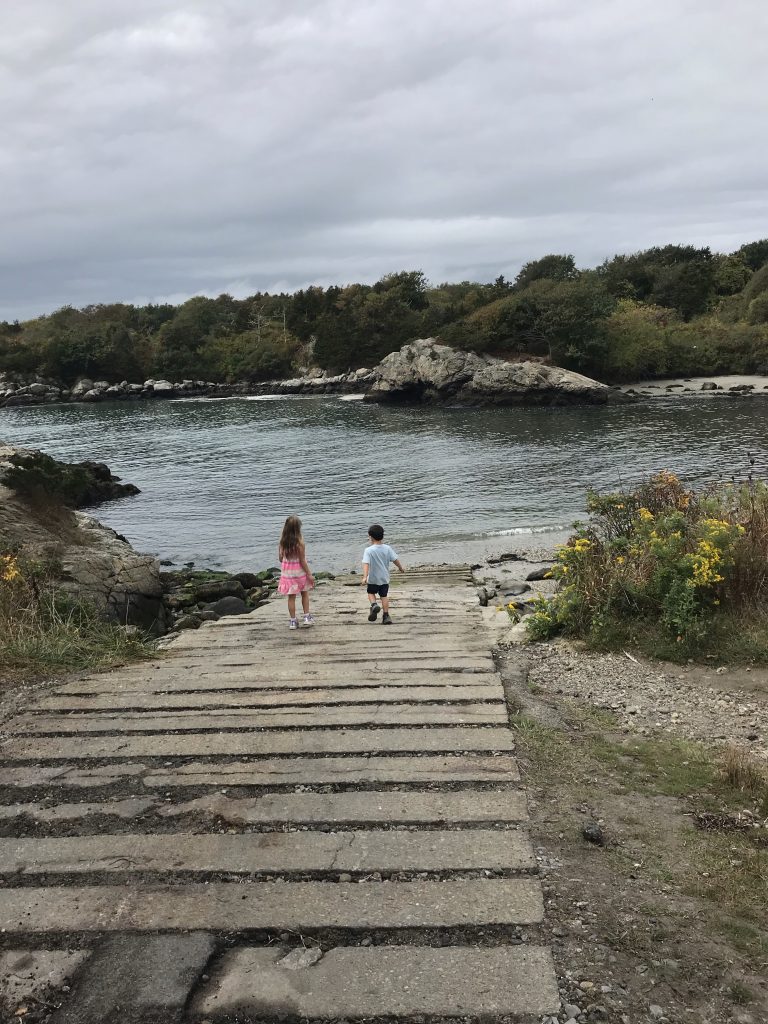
[1,0,766,318]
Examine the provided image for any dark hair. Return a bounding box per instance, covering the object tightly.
[279,515,303,559]
[368,523,384,541]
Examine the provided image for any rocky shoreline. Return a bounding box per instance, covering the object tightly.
[1,339,629,409]
[0,442,303,637]
[0,368,375,408]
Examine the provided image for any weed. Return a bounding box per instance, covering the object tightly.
[527,472,768,662]
[728,980,755,1005]
[0,550,154,681]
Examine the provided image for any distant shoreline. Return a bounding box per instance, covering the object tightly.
[619,373,768,396]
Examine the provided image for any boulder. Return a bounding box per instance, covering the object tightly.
[0,444,140,507]
[700,382,719,391]
[176,613,203,630]
[71,378,94,397]
[364,339,630,406]
[233,571,262,589]
[191,579,247,603]
[525,565,554,582]
[206,595,248,617]
[0,442,164,633]
[59,514,168,632]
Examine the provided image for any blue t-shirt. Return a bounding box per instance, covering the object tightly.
[363,543,399,585]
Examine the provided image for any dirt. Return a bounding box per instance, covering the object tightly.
[496,644,768,1024]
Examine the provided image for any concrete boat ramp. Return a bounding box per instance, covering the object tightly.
[0,567,558,1022]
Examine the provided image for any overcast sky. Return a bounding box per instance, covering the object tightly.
[1,0,766,320]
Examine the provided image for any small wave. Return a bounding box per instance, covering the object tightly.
[339,393,366,402]
[486,524,571,537]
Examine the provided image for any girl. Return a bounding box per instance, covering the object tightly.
[277,515,315,629]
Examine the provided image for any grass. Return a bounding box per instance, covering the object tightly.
[0,555,155,683]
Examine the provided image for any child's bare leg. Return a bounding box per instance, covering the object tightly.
[288,595,297,619]
[381,594,390,613]
[300,591,310,615]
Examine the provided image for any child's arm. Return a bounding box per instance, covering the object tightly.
[393,558,405,574]
[361,552,370,585]
[299,543,314,584]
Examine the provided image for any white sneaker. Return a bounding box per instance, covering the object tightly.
[289,618,298,630]
[303,614,315,627]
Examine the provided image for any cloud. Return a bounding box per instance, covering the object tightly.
[0,0,766,318]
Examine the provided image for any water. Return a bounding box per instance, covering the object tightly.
[1,396,766,571]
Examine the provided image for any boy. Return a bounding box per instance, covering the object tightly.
[362,523,405,625]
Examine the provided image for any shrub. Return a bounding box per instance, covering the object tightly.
[527,471,768,658]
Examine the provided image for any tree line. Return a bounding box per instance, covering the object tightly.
[2,241,768,386]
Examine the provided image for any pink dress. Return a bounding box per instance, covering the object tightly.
[277,550,313,595]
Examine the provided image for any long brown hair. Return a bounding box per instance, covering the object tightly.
[279,515,303,560]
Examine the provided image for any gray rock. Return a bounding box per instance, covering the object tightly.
[176,613,203,630]
[582,822,606,846]
[649,1005,665,1019]
[71,378,94,397]
[197,610,220,622]
[525,565,554,582]
[207,596,248,617]
[365,339,632,407]
[233,571,262,589]
[193,579,247,603]
[277,946,324,970]
[563,1002,582,1018]
[700,381,718,391]
[503,583,531,596]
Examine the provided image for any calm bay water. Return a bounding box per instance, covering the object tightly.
[1,396,766,571]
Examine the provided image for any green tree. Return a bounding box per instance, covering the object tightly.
[513,254,578,290]
[736,239,768,271]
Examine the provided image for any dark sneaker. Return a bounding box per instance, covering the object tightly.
[382,612,393,625]
[368,602,380,621]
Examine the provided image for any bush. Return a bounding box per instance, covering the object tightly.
[528,471,768,660]
[0,552,154,680]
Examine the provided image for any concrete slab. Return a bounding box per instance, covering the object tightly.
[0,763,149,789]
[50,933,214,1024]
[0,753,519,790]
[157,789,529,824]
[53,671,500,694]
[39,683,504,710]
[2,828,536,876]
[14,703,507,734]
[0,950,89,1015]
[143,753,520,787]
[0,878,544,933]
[1,726,515,760]
[192,944,559,1018]
[0,798,157,823]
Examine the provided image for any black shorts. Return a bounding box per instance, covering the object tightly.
[367,583,389,597]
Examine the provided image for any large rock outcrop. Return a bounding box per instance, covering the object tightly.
[364,339,629,406]
[0,443,167,634]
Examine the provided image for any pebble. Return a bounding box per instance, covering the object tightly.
[579,980,595,991]
[649,1006,664,1019]
[563,1002,582,1017]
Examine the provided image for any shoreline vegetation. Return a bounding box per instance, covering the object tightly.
[526,469,768,664]
[2,240,768,399]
